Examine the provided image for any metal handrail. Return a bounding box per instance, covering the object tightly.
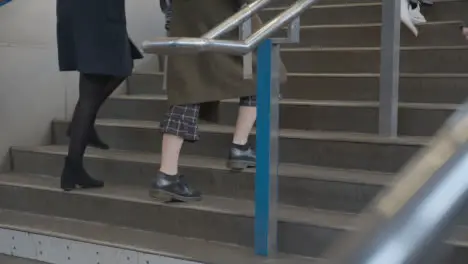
[142,0,318,55]
[203,0,272,39]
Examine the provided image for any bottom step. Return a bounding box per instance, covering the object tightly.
[0,210,315,264]
[0,254,46,264]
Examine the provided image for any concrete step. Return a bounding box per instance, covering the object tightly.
[0,209,315,264]
[98,95,457,136]
[281,46,468,73]
[127,72,468,105]
[0,173,351,257]
[127,73,164,95]
[263,1,467,25]
[11,145,391,213]
[51,119,426,172]
[0,254,46,264]
[280,73,468,103]
[0,174,467,262]
[280,22,466,48]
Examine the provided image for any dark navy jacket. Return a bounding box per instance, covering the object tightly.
[57,0,143,77]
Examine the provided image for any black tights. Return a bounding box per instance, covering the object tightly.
[67,73,124,165]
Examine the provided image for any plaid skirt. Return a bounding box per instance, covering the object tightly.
[160,96,256,142]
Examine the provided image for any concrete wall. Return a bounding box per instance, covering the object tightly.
[0,0,165,169]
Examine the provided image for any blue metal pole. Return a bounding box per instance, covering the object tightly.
[255,39,280,256]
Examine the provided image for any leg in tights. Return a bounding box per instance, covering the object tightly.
[61,73,124,191]
[89,76,125,148]
[67,75,124,149]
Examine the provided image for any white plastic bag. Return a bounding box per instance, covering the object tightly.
[401,0,418,36]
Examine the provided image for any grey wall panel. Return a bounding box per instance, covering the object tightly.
[0,0,166,168]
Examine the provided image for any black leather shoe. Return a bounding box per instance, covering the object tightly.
[67,126,110,150]
[149,172,202,202]
[61,158,104,191]
[227,143,256,170]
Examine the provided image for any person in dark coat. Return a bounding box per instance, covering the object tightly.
[149,0,287,202]
[56,0,143,191]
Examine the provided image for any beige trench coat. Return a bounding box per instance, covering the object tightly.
[165,0,287,122]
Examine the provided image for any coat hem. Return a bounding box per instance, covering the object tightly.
[167,91,257,106]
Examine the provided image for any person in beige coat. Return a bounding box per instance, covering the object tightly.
[150,0,286,202]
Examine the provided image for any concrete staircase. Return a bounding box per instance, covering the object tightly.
[0,254,46,264]
[1,0,468,263]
